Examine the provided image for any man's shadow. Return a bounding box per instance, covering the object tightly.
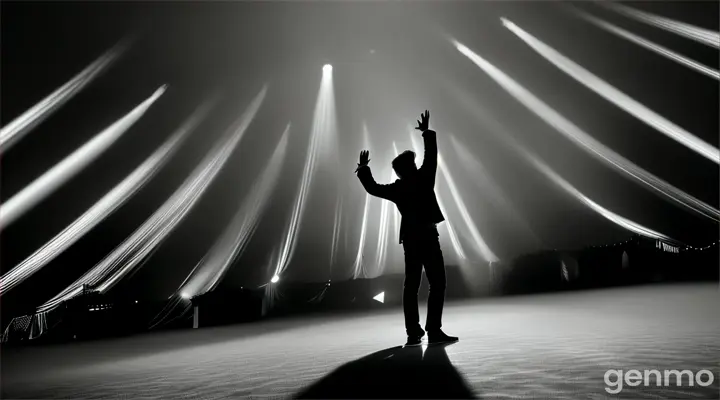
[295,343,478,399]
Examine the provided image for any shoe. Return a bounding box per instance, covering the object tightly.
[428,329,459,344]
[405,335,423,347]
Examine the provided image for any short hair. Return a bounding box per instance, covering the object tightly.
[392,150,416,172]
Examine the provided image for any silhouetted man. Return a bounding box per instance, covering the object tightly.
[355,110,458,346]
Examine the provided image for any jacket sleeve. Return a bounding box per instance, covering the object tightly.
[356,165,397,201]
[419,129,438,184]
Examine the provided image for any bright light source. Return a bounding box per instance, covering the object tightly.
[323,64,332,74]
[135,300,138,303]
[373,292,385,303]
[271,275,280,283]
[180,292,190,299]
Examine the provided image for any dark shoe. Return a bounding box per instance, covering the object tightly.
[428,329,458,344]
[405,335,424,347]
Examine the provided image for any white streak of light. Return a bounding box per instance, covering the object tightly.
[408,133,467,260]
[502,18,719,164]
[576,10,719,80]
[274,71,337,277]
[449,135,541,245]
[374,167,393,276]
[352,123,372,279]
[0,42,127,152]
[0,98,216,296]
[180,124,290,298]
[330,194,343,269]
[437,152,499,262]
[0,86,166,230]
[453,39,720,221]
[391,143,402,250]
[605,3,720,49]
[36,86,267,313]
[520,146,677,243]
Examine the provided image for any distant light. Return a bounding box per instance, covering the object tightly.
[271,275,280,283]
[369,49,376,54]
[323,64,333,74]
[135,300,138,304]
[373,291,385,303]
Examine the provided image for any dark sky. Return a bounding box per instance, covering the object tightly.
[1,1,718,312]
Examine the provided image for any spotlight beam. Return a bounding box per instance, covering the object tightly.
[374,167,393,276]
[352,123,372,279]
[273,66,338,278]
[449,135,542,247]
[604,2,720,49]
[179,124,290,299]
[0,86,166,230]
[0,97,216,296]
[35,86,267,314]
[574,9,719,80]
[519,143,679,244]
[0,41,128,152]
[452,40,720,222]
[501,18,719,164]
[408,132,467,261]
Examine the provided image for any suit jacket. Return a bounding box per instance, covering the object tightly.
[356,130,445,243]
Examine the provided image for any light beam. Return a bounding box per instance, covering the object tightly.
[452,39,720,222]
[0,97,216,296]
[272,67,338,278]
[352,123,372,279]
[408,131,467,260]
[178,124,290,299]
[604,2,720,49]
[35,85,267,314]
[0,86,166,230]
[0,41,129,152]
[574,9,719,80]
[501,18,719,164]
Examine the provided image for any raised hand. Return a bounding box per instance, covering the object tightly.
[414,110,430,132]
[356,149,370,172]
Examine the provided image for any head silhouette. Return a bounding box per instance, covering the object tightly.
[392,150,417,179]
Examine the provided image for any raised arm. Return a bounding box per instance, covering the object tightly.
[415,110,438,182]
[419,129,437,176]
[355,150,397,200]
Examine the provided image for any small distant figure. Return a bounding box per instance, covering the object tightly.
[355,110,458,347]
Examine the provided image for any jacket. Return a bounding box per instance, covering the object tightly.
[356,130,445,243]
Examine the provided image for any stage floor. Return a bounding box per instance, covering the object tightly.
[2,283,719,399]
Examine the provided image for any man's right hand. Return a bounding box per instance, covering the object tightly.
[415,110,430,132]
[356,150,370,172]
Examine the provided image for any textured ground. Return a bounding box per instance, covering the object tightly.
[2,283,719,399]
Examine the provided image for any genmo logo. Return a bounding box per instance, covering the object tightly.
[604,369,715,394]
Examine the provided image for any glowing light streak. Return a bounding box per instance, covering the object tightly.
[273,68,338,277]
[330,195,343,270]
[352,124,372,279]
[0,98,216,296]
[453,39,720,221]
[408,132,467,260]
[391,143,402,246]
[605,3,720,49]
[35,86,267,313]
[449,135,541,245]
[575,10,719,80]
[0,42,128,152]
[374,167,393,276]
[501,18,719,164]
[0,86,166,230]
[520,146,678,243]
[179,125,289,299]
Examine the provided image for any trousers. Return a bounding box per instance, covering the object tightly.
[402,226,446,335]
